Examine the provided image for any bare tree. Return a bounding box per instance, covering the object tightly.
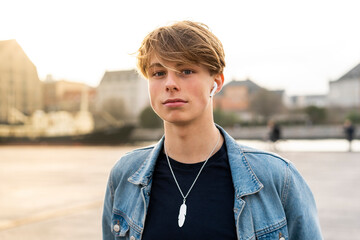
[250,88,284,122]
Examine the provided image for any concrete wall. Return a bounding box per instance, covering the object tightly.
[130,125,360,141]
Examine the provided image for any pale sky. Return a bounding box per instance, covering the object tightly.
[2,0,360,95]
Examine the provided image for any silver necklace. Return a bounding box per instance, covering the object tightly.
[164,131,221,227]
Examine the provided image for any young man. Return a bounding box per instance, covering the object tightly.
[102,21,322,240]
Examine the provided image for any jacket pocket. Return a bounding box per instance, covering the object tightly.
[256,224,288,240]
[111,212,130,238]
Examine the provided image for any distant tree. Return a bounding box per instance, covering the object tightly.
[213,109,239,127]
[304,106,327,124]
[326,106,348,124]
[139,106,162,128]
[346,111,360,124]
[250,88,284,122]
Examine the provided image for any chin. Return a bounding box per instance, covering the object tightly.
[163,115,192,126]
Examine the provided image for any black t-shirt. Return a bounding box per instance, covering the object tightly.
[142,142,237,240]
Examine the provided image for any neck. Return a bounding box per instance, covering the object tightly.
[164,120,223,164]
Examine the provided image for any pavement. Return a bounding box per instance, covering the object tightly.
[0,144,359,240]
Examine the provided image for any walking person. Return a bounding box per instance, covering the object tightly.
[267,119,281,151]
[344,119,355,152]
[102,20,322,240]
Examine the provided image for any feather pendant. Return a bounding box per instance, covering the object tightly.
[178,203,187,227]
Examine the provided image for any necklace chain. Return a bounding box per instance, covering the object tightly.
[164,130,221,202]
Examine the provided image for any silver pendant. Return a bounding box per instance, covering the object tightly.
[178,202,187,227]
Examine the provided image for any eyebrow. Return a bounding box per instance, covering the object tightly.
[148,62,189,69]
[148,62,164,69]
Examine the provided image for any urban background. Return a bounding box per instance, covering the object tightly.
[1,3,360,237]
[1,39,359,145]
[1,34,360,240]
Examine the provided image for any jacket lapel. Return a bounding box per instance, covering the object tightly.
[128,136,165,186]
[219,126,264,239]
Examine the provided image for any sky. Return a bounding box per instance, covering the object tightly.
[1,0,360,95]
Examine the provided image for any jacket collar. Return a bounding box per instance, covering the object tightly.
[127,136,165,186]
[128,125,263,197]
[220,126,263,198]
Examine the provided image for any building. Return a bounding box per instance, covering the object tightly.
[286,94,327,108]
[43,75,96,112]
[96,69,149,124]
[328,63,360,107]
[214,79,261,112]
[0,39,42,124]
[214,79,286,121]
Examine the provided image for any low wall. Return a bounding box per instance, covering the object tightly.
[131,128,164,142]
[224,125,359,140]
[131,125,359,141]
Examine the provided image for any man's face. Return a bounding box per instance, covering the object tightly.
[147,57,220,126]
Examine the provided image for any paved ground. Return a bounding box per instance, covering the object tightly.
[0,144,359,239]
[280,151,360,238]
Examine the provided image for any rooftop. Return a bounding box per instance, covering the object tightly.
[220,79,261,95]
[337,63,360,81]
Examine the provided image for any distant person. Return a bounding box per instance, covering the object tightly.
[343,119,355,152]
[268,120,281,151]
[102,20,322,240]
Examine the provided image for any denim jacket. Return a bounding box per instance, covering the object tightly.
[102,126,323,240]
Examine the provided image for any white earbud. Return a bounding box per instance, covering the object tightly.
[210,82,218,97]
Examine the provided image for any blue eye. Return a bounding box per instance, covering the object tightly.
[182,70,193,75]
[153,71,166,77]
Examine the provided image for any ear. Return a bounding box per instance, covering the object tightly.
[213,73,224,93]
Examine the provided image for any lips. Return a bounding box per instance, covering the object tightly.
[163,98,188,107]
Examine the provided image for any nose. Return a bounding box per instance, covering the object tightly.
[165,72,180,92]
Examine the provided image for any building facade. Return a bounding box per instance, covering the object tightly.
[214,79,261,112]
[43,75,96,112]
[0,39,42,123]
[286,94,327,108]
[96,69,149,124]
[328,63,360,107]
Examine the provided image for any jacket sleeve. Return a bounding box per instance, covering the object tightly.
[282,162,323,240]
[102,171,115,240]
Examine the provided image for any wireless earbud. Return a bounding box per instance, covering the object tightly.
[210,82,218,97]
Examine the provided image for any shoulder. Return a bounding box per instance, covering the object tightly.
[221,126,292,182]
[119,144,155,163]
[237,143,293,184]
[240,144,290,167]
[110,144,155,182]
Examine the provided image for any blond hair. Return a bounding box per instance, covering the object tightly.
[136,20,225,78]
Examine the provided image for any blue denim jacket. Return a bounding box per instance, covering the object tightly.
[102,126,323,240]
